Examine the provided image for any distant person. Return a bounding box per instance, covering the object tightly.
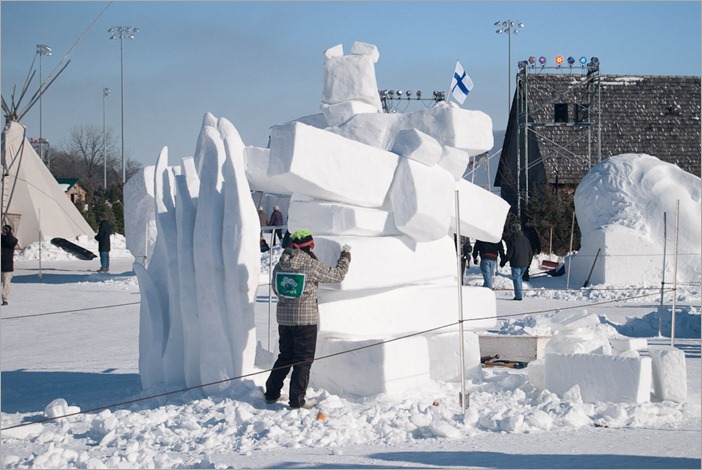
[501,223,532,300]
[472,239,506,290]
[522,217,542,281]
[260,238,270,253]
[265,229,351,409]
[455,235,471,285]
[95,215,112,273]
[258,206,268,239]
[269,205,284,245]
[1,224,18,306]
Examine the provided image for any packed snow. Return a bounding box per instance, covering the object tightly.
[1,243,700,468]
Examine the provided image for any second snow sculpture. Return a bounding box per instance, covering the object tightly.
[126,41,510,397]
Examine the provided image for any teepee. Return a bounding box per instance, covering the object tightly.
[1,121,95,249]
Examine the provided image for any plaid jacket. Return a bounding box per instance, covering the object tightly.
[273,248,350,326]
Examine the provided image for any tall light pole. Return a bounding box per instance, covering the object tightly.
[103,87,111,190]
[36,44,52,169]
[495,20,524,115]
[108,26,139,184]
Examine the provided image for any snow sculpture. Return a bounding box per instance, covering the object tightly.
[126,41,510,397]
[570,153,701,286]
[127,115,260,391]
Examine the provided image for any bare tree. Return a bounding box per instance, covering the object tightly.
[57,125,119,190]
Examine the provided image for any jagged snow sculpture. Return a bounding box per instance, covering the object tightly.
[128,115,260,391]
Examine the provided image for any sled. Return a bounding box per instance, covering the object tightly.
[51,238,97,260]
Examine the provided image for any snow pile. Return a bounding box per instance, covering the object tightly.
[570,153,701,286]
[125,41,510,397]
[1,365,698,469]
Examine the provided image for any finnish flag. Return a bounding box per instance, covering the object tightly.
[450,60,474,105]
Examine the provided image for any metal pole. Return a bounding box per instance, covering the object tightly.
[507,31,512,116]
[39,54,44,168]
[38,208,42,282]
[671,201,680,346]
[119,36,125,184]
[454,190,467,412]
[268,227,275,350]
[566,211,575,290]
[103,88,108,189]
[658,212,667,338]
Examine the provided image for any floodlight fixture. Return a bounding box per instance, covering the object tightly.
[406,90,412,97]
[539,56,547,65]
[567,56,576,65]
[416,90,422,98]
[528,56,536,65]
[397,90,403,96]
[555,56,564,65]
[580,56,587,65]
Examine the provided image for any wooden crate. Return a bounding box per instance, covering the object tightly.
[479,335,551,363]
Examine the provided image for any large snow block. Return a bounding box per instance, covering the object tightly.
[124,165,157,264]
[244,146,294,195]
[312,335,430,397]
[322,53,382,111]
[426,331,483,382]
[321,100,380,127]
[544,353,652,403]
[438,146,471,181]
[268,122,399,207]
[390,128,442,166]
[451,178,510,243]
[331,102,493,155]
[389,158,454,242]
[313,235,456,291]
[287,195,400,237]
[648,346,687,402]
[318,284,497,338]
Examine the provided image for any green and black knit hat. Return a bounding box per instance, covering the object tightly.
[290,229,314,250]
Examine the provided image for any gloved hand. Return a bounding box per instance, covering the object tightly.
[341,251,351,262]
[499,260,506,268]
[473,257,478,265]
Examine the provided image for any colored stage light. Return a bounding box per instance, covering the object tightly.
[567,56,575,65]
[555,56,564,65]
[580,56,587,65]
[539,56,546,64]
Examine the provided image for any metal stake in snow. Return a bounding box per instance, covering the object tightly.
[566,211,575,290]
[454,190,467,412]
[658,211,668,338]
[671,200,680,346]
[38,208,43,282]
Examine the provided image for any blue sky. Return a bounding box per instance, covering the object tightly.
[2,1,700,167]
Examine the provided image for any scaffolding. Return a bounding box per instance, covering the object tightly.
[515,59,601,217]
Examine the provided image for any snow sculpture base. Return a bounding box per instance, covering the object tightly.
[312,335,430,397]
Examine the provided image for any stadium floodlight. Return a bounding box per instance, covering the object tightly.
[495,19,525,114]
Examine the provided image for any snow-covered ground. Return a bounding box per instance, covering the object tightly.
[1,239,699,469]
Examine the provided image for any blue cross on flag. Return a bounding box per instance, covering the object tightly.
[450,60,474,105]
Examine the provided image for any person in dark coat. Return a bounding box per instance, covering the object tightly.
[1,224,18,305]
[95,216,112,272]
[472,239,505,289]
[522,218,542,281]
[269,205,284,246]
[459,236,471,285]
[500,223,532,300]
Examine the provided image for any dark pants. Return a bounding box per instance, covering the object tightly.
[522,256,533,281]
[265,324,317,408]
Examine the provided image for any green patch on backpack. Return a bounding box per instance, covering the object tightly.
[275,272,306,299]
